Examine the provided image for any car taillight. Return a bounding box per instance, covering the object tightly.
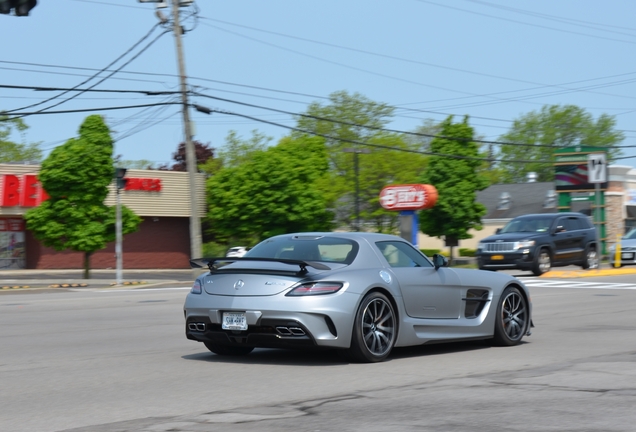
[191,280,202,294]
[286,282,343,296]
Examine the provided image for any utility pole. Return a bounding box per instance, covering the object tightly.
[171,0,202,268]
[115,168,128,286]
[343,148,371,231]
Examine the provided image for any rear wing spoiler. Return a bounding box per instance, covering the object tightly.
[190,257,331,274]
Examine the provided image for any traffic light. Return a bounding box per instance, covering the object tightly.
[115,168,128,190]
[0,0,37,16]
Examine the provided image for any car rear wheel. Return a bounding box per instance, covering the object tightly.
[532,248,551,276]
[581,246,599,270]
[345,292,396,363]
[492,287,528,346]
[204,342,254,356]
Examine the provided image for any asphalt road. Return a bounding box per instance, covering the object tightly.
[1,277,636,431]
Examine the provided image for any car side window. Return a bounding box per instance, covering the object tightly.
[375,241,433,268]
[569,218,583,230]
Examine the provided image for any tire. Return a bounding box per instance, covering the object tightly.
[581,246,599,270]
[492,287,529,346]
[532,248,551,276]
[345,292,397,363]
[204,342,254,356]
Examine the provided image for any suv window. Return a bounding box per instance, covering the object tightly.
[500,216,553,233]
[558,217,583,231]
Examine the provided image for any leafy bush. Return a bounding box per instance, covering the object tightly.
[202,242,230,258]
[420,249,441,257]
[458,248,477,257]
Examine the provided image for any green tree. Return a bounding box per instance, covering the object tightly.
[295,91,430,230]
[200,130,271,177]
[0,115,42,162]
[418,116,488,263]
[24,115,141,278]
[497,105,624,183]
[206,135,333,242]
[294,91,394,173]
[350,133,429,233]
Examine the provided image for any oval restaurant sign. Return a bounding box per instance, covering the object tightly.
[379,184,438,211]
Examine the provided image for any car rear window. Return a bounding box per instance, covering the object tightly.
[247,236,358,264]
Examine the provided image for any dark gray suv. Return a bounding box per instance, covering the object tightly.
[476,212,598,276]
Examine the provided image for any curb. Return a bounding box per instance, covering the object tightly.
[541,267,636,278]
[0,280,191,292]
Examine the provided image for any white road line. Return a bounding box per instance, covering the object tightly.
[96,287,191,293]
[521,279,636,290]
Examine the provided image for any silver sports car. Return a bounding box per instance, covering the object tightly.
[184,232,532,362]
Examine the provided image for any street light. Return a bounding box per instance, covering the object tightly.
[343,147,371,231]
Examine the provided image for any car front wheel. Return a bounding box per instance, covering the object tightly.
[532,248,551,276]
[346,292,397,363]
[492,287,528,346]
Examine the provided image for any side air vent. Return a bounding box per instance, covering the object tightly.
[463,289,490,318]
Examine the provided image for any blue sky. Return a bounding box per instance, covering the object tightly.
[2,0,636,169]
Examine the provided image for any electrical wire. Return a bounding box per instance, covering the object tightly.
[414,0,636,45]
[200,16,636,102]
[191,91,636,149]
[11,31,171,120]
[5,23,163,114]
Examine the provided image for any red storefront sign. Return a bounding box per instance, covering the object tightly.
[124,178,162,192]
[0,174,49,207]
[0,174,162,208]
[379,184,438,211]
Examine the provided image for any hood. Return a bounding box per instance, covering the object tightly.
[614,239,636,250]
[480,232,545,243]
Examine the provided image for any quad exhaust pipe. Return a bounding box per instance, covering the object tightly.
[276,326,306,336]
[188,323,206,332]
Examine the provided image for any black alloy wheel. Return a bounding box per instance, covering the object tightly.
[493,287,528,346]
[346,292,397,363]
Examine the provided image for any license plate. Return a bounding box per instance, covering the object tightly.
[621,252,634,260]
[491,255,504,260]
[222,312,247,331]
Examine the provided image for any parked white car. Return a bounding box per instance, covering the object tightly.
[225,246,249,258]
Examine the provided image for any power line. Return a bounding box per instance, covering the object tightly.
[191,91,636,149]
[3,59,635,123]
[5,23,163,115]
[463,0,636,37]
[4,102,181,117]
[415,0,636,45]
[199,105,595,164]
[200,16,636,102]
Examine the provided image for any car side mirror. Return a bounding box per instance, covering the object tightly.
[432,253,448,269]
[495,228,502,234]
[554,225,566,234]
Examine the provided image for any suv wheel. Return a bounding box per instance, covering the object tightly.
[581,246,599,270]
[532,248,551,276]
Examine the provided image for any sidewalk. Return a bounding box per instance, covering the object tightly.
[0,269,202,291]
[541,264,636,278]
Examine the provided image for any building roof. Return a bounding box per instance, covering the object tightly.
[477,182,557,220]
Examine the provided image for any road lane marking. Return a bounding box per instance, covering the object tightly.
[521,279,636,290]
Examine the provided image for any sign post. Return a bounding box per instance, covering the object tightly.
[587,153,607,256]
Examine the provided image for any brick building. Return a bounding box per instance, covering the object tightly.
[0,163,205,270]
